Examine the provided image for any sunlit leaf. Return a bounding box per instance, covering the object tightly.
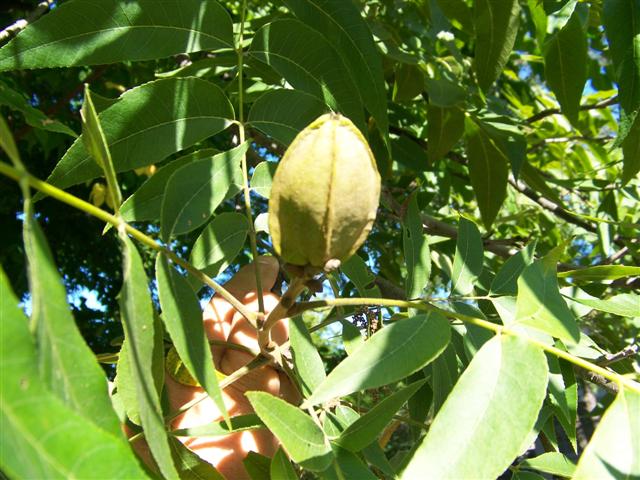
[250,161,278,199]
[0,0,233,71]
[515,245,580,344]
[0,267,148,479]
[573,389,640,479]
[290,316,327,398]
[23,213,121,435]
[401,336,548,479]
[304,312,450,406]
[118,235,179,479]
[519,452,576,478]
[246,391,333,472]
[156,253,228,423]
[44,78,234,192]
[557,265,640,282]
[569,293,640,317]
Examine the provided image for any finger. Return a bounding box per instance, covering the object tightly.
[226,293,282,353]
[222,256,280,299]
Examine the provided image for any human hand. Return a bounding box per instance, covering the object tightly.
[131,256,298,479]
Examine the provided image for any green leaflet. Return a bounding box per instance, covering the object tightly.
[451,217,483,295]
[250,161,278,199]
[156,254,228,424]
[160,143,246,239]
[464,118,509,229]
[519,452,576,478]
[23,213,121,436]
[490,240,537,296]
[403,194,431,300]
[0,79,76,136]
[247,89,328,146]
[569,293,640,318]
[284,0,388,139]
[474,0,521,91]
[270,447,298,480]
[304,312,450,407]
[544,8,587,125]
[119,235,179,479]
[44,77,234,192]
[0,267,148,480]
[336,380,425,452]
[427,105,465,163]
[573,390,640,478]
[515,245,580,344]
[189,212,249,286]
[290,316,327,398]
[602,0,640,131]
[246,392,333,472]
[558,265,640,282]
[249,19,365,132]
[401,336,548,479]
[119,149,219,224]
[0,0,233,71]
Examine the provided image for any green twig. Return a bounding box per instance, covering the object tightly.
[235,0,265,317]
[289,297,640,395]
[0,161,257,324]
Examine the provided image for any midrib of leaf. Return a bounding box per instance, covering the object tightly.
[3,26,232,61]
[314,317,432,398]
[64,115,230,179]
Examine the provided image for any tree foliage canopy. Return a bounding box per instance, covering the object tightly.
[0,0,639,479]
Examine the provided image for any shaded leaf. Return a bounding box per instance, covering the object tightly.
[0,268,148,480]
[391,134,429,171]
[171,414,264,437]
[547,349,577,451]
[622,114,640,184]
[169,437,224,480]
[393,63,424,101]
[401,336,548,479]
[0,0,233,71]
[161,143,246,239]
[427,105,464,163]
[118,235,179,479]
[44,77,234,192]
[246,391,333,472]
[329,446,378,480]
[474,0,521,91]
[23,213,121,435]
[119,149,218,224]
[290,316,327,397]
[156,254,228,423]
[249,19,364,131]
[341,319,364,356]
[304,312,450,406]
[270,447,298,480]
[464,118,509,229]
[602,0,640,135]
[430,342,460,414]
[543,8,587,124]
[403,194,430,299]
[243,451,271,480]
[247,89,328,146]
[451,217,483,295]
[515,245,580,344]
[573,390,640,479]
[0,79,76,136]
[284,0,388,137]
[336,380,425,452]
[340,254,381,297]
[189,212,249,285]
